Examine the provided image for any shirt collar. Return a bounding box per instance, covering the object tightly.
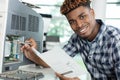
[92,19,106,43]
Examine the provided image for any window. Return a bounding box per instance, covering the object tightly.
[22,0,73,42]
[34,0,73,43]
[105,0,120,28]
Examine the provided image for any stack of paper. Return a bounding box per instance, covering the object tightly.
[32,46,88,78]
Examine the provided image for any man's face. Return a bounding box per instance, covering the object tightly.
[66,6,96,40]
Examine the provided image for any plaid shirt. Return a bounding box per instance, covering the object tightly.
[63,20,120,80]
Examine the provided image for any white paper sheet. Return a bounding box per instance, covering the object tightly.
[32,46,87,78]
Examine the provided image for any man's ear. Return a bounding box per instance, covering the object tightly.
[90,8,95,16]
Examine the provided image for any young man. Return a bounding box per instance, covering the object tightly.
[21,0,120,80]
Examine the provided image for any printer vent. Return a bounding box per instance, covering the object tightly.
[28,15,39,32]
[36,40,41,52]
[11,14,26,31]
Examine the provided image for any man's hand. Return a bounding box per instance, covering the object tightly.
[20,38,38,61]
[20,38,49,67]
[56,73,80,80]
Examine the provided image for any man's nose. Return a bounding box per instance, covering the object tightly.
[76,20,82,28]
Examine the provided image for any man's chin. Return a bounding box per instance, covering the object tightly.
[78,35,88,40]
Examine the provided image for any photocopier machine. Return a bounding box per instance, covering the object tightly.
[0,0,56,80]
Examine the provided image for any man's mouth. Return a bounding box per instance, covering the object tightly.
[79,26,88,33]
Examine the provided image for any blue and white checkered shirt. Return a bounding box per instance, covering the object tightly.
[63,20,120,80]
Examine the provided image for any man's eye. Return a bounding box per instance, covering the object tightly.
[79,15,85,20]
[69,21,75,25]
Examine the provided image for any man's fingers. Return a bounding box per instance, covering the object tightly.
[56,72,66,79]
[25,38,37,49]
[55,72,80,80]
[73,77,80,80]
[55,72,72,80]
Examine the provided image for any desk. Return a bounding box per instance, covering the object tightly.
[0,63,90,80]
[19,64,57,80]
[0,64,57,80]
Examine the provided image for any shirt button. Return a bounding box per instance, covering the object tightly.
[88,56,92,59]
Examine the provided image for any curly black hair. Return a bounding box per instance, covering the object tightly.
[60,0,91,15]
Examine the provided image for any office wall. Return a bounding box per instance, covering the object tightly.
[92,0,106,21]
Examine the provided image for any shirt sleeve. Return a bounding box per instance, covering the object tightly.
[63,34,79,57]
[113,41,120,79]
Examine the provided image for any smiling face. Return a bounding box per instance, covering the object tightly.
[66,6,98,41]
